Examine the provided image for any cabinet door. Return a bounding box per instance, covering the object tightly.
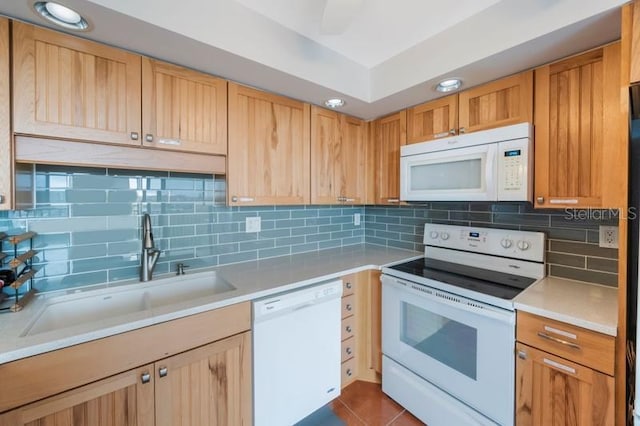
[12,22,141,145]
[458,70,533,134]
[155,332,252,426]
[515,343,614,426]
[406,94,457,143]
[630,1,640,83]
[228,83,310,205]
[534,44,622,208]
[0,18,10,211]
[0,365,154,426]
[311,107,366,204]
[142,58,227,155]
[373,111,406,205]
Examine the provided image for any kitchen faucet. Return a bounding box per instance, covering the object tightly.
[140,213,161,282]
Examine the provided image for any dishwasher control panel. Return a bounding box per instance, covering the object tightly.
[253,280,343,318]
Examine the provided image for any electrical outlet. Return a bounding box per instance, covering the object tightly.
[599,225,618,249]
[354,213,361,226]
[246,216,261,233]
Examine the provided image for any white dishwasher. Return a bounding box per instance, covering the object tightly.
[253,280,343,426]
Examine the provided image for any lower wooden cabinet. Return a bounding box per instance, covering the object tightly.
[0,332,251,426]
[515,342,614,426]
[340,270,382,388]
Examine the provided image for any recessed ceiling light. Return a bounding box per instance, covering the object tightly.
[435,78,462,93]
[325,98,346,108]
[33,2,89,31]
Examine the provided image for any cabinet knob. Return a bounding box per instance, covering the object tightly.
[158,366,168,378]
[141,372,151,384]
[345,282,352,289]
[459,127,466,134]
[0,194,4,204]
[346,368,352,377]
[145,134,154,143]
[130,132,139,141]
[449,129,456,135]
[346,347,352,355]
[346,325,352,333]
[517,350,527,360]
[536,196,544,204]
[346,304,352,312]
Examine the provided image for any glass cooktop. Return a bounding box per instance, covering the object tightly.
[388,257,537,301]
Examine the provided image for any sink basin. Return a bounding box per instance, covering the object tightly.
[22,271,236,336]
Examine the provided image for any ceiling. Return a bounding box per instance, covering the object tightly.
[0,0,628,119]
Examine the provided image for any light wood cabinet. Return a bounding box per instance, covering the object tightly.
[311,106,367,204]
[515,311,615,426]
[373,111,406,204]
[0,364,155,426]
[142,58,227,155]
[340,270,382,388]
[515,343,614,426]
[406,71,532,143]
[0,18,11,211]
[406,94,457,143]
[534,43,624,208]
[12,21,142,145]
[155,332,252,426]
[630,0,640,83]
[228,83,310,205]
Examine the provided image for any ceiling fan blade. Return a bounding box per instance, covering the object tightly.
[320,0,363,35]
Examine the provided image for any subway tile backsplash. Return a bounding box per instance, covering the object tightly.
[0,166,620,293]
[364,202,619,287]
[0,166,364,293]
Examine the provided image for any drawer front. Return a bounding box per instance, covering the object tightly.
[341,337,356,363]
[342,316,355,341]
[516,311,615,375]
[342,276,355,297]
[341,357,357,388]
[341,294,356,319]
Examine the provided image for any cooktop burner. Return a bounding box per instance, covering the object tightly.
[388,257,537,301]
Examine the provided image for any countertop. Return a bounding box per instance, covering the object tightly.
[0,244,421,364]
[513,276,618,336]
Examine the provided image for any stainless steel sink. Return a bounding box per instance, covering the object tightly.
[22,271,236,336]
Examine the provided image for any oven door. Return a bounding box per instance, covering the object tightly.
[382,275,514,426]
[400,141,497,201]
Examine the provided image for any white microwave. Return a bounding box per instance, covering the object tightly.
[400,122,533,202]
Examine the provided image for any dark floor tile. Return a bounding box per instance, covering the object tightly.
[329,399,365,426]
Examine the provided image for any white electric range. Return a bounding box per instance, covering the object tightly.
[381,224,546,426]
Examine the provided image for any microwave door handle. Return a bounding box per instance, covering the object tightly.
[485,145,497,200]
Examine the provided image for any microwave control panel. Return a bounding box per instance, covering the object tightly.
[497,138,532,201]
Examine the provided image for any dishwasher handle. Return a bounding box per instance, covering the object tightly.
[253,280,343,322]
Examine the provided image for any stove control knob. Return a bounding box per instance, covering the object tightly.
[500,238,513,249]
[517,240,530,251]
[440,232,450,240]
[430,231,439,239]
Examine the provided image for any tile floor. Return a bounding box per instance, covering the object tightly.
[328,381,425,425]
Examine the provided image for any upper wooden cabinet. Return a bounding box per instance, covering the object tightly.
[373,111,406,204]
[227,83,310,205]
[311,106,367,204]
[12,22,227,157]
[12,22,142,145]
[0,18,11,211]
[142,58,227,155]
[406,71,533,143]
[534,43,624,208]
[406,94,457,143]
[629,0,640,83]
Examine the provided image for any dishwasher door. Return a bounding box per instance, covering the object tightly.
[253,280,343,426]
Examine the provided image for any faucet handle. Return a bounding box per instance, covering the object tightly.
[176,263,189,275]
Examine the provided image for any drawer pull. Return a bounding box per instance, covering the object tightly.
[140,372,151,384]
[537,332,581,350]
[543,357,576,375]
[346,368,352,377]
[544,325,577,340]
[346,347,352,355]
[345,282,352,289]
[158,366,168,378]
[346,304,352,312]
[346,325,352,333]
